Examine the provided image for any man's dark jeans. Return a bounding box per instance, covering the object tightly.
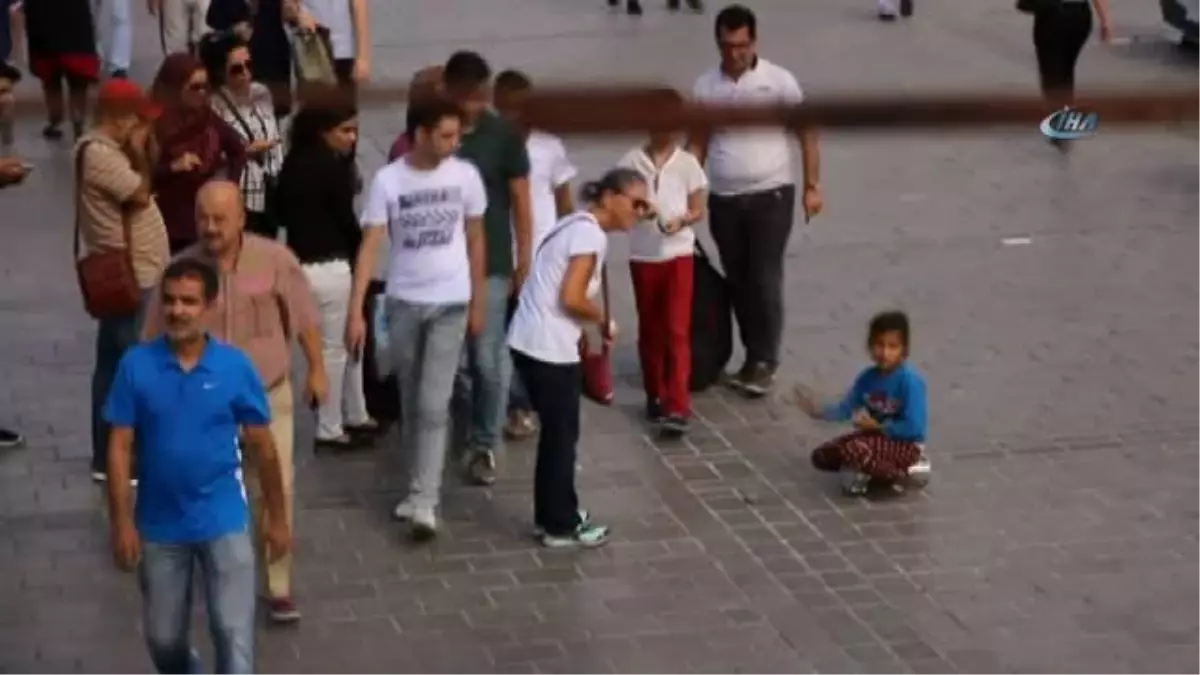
[708,184,797,368]
[512,349,582,537]
[91,304,145,474]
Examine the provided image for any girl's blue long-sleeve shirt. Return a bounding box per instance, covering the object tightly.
[822,362,928,443]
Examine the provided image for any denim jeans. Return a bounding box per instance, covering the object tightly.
[139,530,257,674]
[91,0,133,73]
[91,299,147,474]
[455,275,513,452]
[388,298,468,509]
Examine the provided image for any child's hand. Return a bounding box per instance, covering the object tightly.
[852,408,880,431]
[791,384,822,419]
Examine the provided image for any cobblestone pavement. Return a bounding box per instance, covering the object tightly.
[1,0,1197,672]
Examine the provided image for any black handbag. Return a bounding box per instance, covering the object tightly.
[689,241,733,392]
[1016,0,1060,14]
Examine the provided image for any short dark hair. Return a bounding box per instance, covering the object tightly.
[868,311,910,349]
[161,258,220,304]
[714,4,757,40]
[579,167,646,203]
[494,69,532,95]
[442,51,492,89]
[405,96,465,139]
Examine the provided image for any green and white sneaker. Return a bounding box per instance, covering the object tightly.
[539,521,610,549]
[532,509,590,539]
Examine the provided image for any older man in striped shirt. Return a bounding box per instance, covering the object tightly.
[142,180,327,624]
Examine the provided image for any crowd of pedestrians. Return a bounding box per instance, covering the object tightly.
[0,0,1131,671]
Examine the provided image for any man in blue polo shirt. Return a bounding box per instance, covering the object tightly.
[104,258,290,675]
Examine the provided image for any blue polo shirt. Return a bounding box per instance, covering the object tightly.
[104,336,271,544]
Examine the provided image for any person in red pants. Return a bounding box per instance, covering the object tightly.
[617,129,708,436]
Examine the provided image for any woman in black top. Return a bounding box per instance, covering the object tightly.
[277,102,376,449]
[1027,0,1113,148]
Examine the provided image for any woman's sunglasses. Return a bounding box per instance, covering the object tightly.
[227,60,252,77]
[186,81,210,94]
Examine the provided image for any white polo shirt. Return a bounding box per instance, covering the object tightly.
[616,145,708,262]
[692,57,804,196]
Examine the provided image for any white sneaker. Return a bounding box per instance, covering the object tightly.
[392,498,417,521]
[906,456,932,488]
[411,506,438,541]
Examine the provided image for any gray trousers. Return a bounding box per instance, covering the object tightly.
[387,298,469,509]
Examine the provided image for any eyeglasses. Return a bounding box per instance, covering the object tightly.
[228,60,252,76]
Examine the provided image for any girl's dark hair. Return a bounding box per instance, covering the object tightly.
[868,311,910,348]
[289,101,358,150]
[579,167,646,203]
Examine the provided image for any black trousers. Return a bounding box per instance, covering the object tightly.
[708,184,796,368]
[1033,2,1092,100]
[512,349,582,536]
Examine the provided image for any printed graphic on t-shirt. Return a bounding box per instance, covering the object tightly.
[865,392,901,420]
[393,187,463,250]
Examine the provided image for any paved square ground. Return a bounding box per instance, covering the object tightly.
[0,0,1196,672]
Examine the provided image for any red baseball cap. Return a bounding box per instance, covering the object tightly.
[96,79,162,120]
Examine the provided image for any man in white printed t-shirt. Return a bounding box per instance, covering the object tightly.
[346,98,487,540]
[689,3,823,400]
[617,125,707,437]
[493,69,578,440]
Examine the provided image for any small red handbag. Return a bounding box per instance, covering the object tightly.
[580,265,614,405]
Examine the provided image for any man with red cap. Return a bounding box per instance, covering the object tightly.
[75,79,170,483]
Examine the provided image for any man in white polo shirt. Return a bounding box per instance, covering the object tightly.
[688,3,823,399]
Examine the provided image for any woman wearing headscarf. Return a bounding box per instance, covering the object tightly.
[276,99,376,450]
[151,51,248,254]
[21,0,99,139]
[202,33,284,239]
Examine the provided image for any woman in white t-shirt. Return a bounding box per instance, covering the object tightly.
[617,130,708,437]
[507,167,650,549]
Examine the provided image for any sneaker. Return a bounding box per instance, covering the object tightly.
[465,449,497,486]
[532,509,591,539]
[686,0,703,9]
[667,0,680,9]
[878,12,897,21]
[0,427,24,449]
[607,0,618,6]
[267,596,301,623]
[411,506,438,541]
[840,468,870,497]
[392,498,417,521]
[314,434,365,452]
[645,399,664,424]
[726,364,752,392]
[110,69,129,79]
[740,363,776,398]
[503,411,538,441]
[658,414,689,438]
[540,521,610,549]
[905,455,931,488]
[899,0,913,16]
[626,0,643,15]
[42,123,63,140]
[90,471,138,487]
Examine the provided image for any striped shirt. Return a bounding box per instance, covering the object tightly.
[211,83,284,214]
[142,234,320,389]
[76,131,170,290]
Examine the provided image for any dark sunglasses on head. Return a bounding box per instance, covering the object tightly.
[228,60,252,76]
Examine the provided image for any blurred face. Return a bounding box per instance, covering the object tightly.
[225,46,252,89]
[161,275,211,343]
[717,25,757,76]
[195,185,245,256]
[447,82,490,123]
[416,115,462,161]
[105,109,142,142]
[493,87,527,124]
[181,68,210,108]
[870,330,906,371]
[602,179,652,232]
[648,130,677,148]
[322,116,359,155]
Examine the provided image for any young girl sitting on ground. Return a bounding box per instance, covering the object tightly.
[794,311,931,495]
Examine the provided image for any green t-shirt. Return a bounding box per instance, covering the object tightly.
[457,110,530,277]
